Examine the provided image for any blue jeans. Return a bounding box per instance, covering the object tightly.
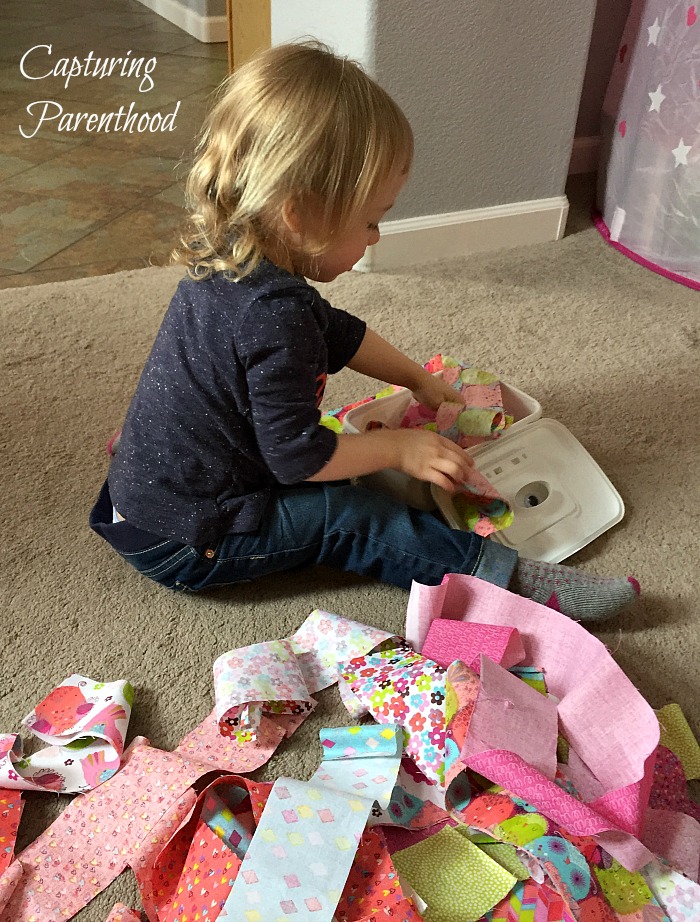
[91,480,517,592]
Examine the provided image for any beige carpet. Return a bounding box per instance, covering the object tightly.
[2,217,699,917]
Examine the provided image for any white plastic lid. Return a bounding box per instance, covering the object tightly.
[433,418,625,563]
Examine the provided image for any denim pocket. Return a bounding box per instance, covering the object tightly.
[138,545,198,581]
[118,541,200,590]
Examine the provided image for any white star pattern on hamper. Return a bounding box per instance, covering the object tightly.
[648,85,666,112]
[648,17,661,44]
[672,139,692,167]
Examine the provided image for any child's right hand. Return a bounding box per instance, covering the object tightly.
[387,429,474,492]
[307,429,474,487]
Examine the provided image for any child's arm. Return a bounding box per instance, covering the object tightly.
[307,327,473,490]
[346,327,461,410]
[306,427,474,491]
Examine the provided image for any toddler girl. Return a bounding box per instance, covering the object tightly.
[90,42,638,621]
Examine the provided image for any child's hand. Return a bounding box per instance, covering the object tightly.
[388,429,474,492]
[411,371,465,411]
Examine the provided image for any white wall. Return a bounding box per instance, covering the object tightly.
[271,0,376,69]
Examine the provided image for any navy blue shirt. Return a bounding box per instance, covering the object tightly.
[108,261,366,544]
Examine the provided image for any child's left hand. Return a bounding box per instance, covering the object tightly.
[411,371,465,412]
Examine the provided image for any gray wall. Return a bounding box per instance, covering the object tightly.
[373,1,597,219]
[575,0,631,137]
[273,0,598,219]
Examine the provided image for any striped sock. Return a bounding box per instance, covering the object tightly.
[511,558,640,622]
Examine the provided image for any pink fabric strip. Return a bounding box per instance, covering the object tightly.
[0,791,23,875]
[105,904,142,922]
[175,709,289,773]
[0,740,208,922]
[461,657,558,780]
[594,212,700,292]
[643,807,700,882]
[464,749,654,871]
[405,575,659,840]
[0,861,22,915]
[421,619,525,672]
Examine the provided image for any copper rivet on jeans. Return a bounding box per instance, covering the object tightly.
[205,548,215,559]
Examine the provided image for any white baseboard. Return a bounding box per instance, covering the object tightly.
[569,135,601,175]
[355,196,569,273]
[135,0,228,43]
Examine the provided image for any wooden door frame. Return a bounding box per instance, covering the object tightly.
[226,0,271,73]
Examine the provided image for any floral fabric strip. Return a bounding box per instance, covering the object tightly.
[290,609,398,694]
[214,640,316,742]
[340,646,449,787]
[0,674,133,794]
[643,858,700,921]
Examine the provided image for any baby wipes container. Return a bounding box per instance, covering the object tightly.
[342,376,624,563]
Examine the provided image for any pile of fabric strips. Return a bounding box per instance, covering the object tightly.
[322,354,515,538]
[1,576,699,922]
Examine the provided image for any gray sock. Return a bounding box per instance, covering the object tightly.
[511,558,640,622]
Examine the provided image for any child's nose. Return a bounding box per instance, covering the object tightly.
[368,226,381,246]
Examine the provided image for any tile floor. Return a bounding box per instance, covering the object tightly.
[0,1,595,291]
[0,0,229,289]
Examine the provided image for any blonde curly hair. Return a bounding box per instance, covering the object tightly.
[172,41,413,279]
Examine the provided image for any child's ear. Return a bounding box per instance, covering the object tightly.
[281,198,303,237]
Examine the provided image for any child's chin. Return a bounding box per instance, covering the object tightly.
[314,268,342,283]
